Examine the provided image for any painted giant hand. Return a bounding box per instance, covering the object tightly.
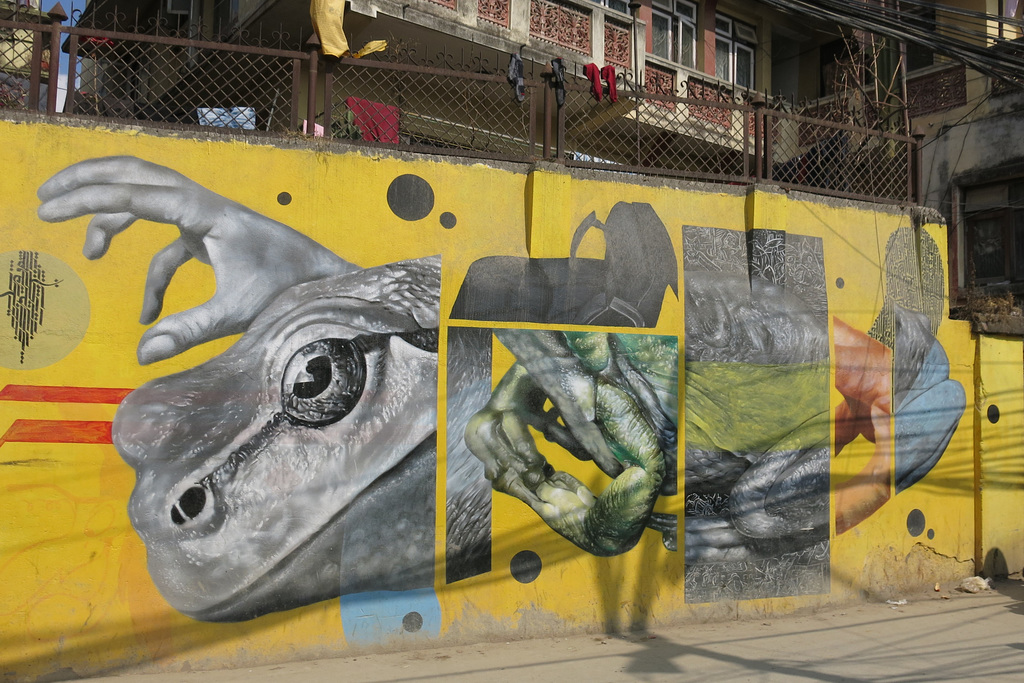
[38,157,441,621]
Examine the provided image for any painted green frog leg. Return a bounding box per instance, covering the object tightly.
[465,331,667,556]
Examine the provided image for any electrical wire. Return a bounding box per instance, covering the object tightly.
[754,0,1024,86]
[892,0,1024,31]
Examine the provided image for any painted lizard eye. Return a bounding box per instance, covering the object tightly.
[281,339,366,426]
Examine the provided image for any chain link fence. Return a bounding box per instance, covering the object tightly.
[63,32,302,130]
[765,109,914,202]
[561,83,752,182]
[0,10,919,203]
[324,58,541,162]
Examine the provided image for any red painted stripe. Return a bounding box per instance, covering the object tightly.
[0,420,113,446]
[0,385,132,404]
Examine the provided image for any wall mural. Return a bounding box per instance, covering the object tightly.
[682,227,831,602]
[36,157,441,622]
[0,250,89,370]
[21,154,967,632]
[451,202,678,327]
[834,227,966,534]
[463,329,679,556]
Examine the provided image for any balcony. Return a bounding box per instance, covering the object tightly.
[0,8,921,204]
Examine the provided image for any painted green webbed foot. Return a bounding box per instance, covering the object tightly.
[465,331,670,556]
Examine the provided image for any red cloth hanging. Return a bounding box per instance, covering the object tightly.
[600,66,618,103]
[344,96,400,143]
[583,63,602,102]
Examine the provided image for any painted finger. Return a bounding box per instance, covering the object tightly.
[494,330,619,473]
[540,420,591,461]
[500,413,547,466]
[140,240,192,325]
[137,301,246,365]
[38,156,192,202]
[498,472,540,505]
[83,213,136,259]
[39,184,199,226]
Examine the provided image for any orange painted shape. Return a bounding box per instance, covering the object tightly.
[0,385,132,404]
[0,420,113,446]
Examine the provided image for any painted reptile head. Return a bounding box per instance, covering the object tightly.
[112,257,440,621]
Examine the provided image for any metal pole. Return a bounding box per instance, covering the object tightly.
[305,34,320,135]
[543,73,552,159]
[65,33,79,116]
[290,58,302,131]
[46,14,65,115]
[323,59,333,136]
[630,0,642,167]
[912,127,925,204]
[28,31,42,111]
[752,92,766,181]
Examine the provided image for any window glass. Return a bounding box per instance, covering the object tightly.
[1010,179,1024,207]
[965,179,1024,284]
[900,1,935,71]
[716,40,731,81]
[1015,212,1024,280]
[593,0,629,13]
[715,13,755,87]
[679,21,695,68]
[736,44,754,88]
[652,12,672,61]
[648,1,696,68]
[972,217,1005,281]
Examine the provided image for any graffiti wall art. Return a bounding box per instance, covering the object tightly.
[0,118,980,682]
[36,157,441,621]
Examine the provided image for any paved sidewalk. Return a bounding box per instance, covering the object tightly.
[89,579,1024,682]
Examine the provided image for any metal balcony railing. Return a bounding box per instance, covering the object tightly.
[0,10,923,204]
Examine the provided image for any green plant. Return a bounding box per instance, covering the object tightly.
[331,110,362,140]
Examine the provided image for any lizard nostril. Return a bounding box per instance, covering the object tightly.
[171,485,209,525]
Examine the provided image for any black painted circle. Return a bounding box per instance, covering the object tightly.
[907,509,926,537]
[510,550,542,584]
[387,175,435,221]
[988,404,1000,424]
[402,611,423,633]
[277,192,292,205]
[835,277,845,289]
[440,212,457,229]
[927,529,935,540]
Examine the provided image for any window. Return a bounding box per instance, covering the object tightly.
[1001,0,1023,40]
[650,0,697,69]
[899,1,935,72]
[965,180,1024,283]
[715,14,755,88]
[594,0,630,15]
[213,0,240,33]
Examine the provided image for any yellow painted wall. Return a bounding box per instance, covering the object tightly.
[0,119,988,681]
[976,335,1024,577]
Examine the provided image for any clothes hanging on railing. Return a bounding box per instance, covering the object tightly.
[600,66,618,103]
[507,53,525,102]
[584,63,602,101]
[344,97,399,143]
[550,58,566,107]
[310,0,350,58]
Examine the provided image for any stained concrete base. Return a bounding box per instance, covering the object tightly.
[84,578,1024,682]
